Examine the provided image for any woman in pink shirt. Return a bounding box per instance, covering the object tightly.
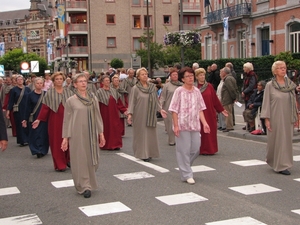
[169,67,210,184]
[42,73,53,91]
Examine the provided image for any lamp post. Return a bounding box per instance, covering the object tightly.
[179,0,184,67]
[146,0,151,77]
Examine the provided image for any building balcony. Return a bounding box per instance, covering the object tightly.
[179,2,200,13]
[68,23,88,34]
[66,1,87,12]
[57,46,88,57]
[207,3,251,24]
[182,24,199,30]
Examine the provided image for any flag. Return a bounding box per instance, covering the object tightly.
[47,39,52,65]
[223,17,229,41]
[0,42,4,57]
[205,0,210,7]
[20,29,27,53]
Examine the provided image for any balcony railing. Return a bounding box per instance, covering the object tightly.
[66,1,87,9]
[207,3,251,24]
[68,23,88,32]
[179,2,200,11]
[62,46,88,55]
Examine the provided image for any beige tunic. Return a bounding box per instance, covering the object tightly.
[159,82,180,144]
[261,81,294,172]
[121,77,137,97]
[63,95,103,194]
[128,85,160,159]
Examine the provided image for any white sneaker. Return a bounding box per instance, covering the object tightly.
[186,178,195,184]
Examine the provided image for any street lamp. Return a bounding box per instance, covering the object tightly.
[179,0,184,67]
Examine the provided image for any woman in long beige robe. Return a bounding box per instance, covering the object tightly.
[62,73,105,198]
[127,68,166,162]
[159,68,182,146]
[261,61,300,175]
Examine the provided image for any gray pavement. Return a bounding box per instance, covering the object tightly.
[1,105,300,224]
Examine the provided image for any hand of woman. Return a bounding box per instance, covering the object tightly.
[265,118,272,132]
[99,133,105,148]
[160,109,167,119]
[6,110,10,119]
[203,123,210,134]
[21,120,27,128]
[61,138,68,151]
[32,120,40,129]
[222,110,228,117]
[173,125,180,137]
[127,114,132,125]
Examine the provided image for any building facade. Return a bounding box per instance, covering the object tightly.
[199,0,300,60]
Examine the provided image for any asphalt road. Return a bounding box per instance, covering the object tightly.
[1,105,300,225]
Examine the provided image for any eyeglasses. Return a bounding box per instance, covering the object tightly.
[184,75,194,78]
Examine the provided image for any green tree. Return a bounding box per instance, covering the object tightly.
[0,49,49,76]
[136,31,165,74]
[110,58,124,69]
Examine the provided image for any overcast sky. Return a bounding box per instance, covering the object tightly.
[1,1,30,12]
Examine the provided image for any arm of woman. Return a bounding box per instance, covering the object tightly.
[199,111,210,133]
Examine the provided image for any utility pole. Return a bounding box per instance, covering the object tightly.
[146,0,151,77]
[180,0,184,67]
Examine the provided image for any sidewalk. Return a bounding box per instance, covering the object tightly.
[220,123,300,143]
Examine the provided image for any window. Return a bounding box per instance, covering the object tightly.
[70,14,87,23]
[16,33,20,42]
[7,34,12,42]
[32,48,40,56]
[143,0,152,6]
[71,36,88,46]
[133,15,141,28]
[183,15,200,30]
[0,20,3,26]
[163,15,171,25]
[107,37,116,48]
[132,0,140,6]
[105,0,115,2]
[106,15,115,24]
[0,34,4,42]
[220,34,227,58]
[133,37,141,51]
[6,20,11,25]
[290,23,300,53]
[205,36,212,60]
[239,31,246,58]
[163,0,171,3]
[144,15,152,28]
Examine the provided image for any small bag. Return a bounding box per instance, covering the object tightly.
[13,104,18,112]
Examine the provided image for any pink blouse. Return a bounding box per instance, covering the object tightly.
[169,86,206,132]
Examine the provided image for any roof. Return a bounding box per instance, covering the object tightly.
[0,9,29,28]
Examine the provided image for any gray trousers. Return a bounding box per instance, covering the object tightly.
[175,131,200,181]
[164,113,175,144]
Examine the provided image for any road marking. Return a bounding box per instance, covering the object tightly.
[175,165,215,172]
[294,178,300,182]
[156,192,208,206]
[51,179,74,188]
[0,214,42,224]
[291,209,300,216]
[79,202,131,217]
[293,155,300,161]
[205,216,267,225]
[0,187,20,196]
[116,153,170,173]
[229,183,281,195]
[230,159,267,167]
[114,171,154,181]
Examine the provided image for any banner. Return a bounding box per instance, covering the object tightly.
[0,42,4,57]
[47,39,52,65]
[223,17,229,41]
[20,29,27,53]
[57,4,65,38]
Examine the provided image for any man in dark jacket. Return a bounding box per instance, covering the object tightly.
[208,63,220,91]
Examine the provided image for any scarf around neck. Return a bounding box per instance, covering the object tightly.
[271,77,298,123]
[136,81,158,127]
[96,87,119,106]
[170,80,183,87]
[42,88,73,113]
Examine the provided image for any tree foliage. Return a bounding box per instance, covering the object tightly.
[110,58,124,69]
[0,49,49,76]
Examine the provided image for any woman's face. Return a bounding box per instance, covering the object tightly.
[275,63,286,78]
[182,71,194,85]
[170,72,178,82]
[34,80,44,90]
[74,76,87,92]
[112,77,120,87]
[138,70,148,83]
[102,77,110,87]
[196,72,205,83]
[257,83,264,91]
[243,67,249,73]
[53,75,64,87]
[16,77,23,85]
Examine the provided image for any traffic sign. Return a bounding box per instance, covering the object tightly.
[0,65,4,76]
[20,62,29,70]
[31,61,39,73]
